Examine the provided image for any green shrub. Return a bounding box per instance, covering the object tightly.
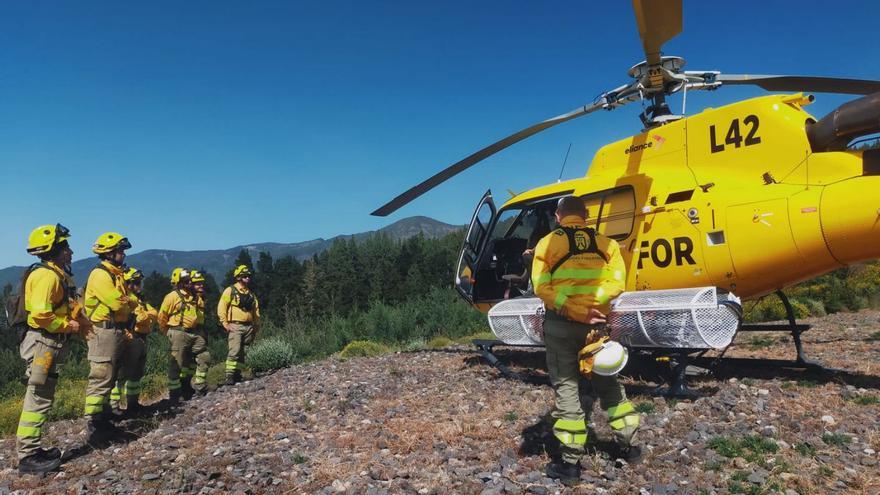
[821,432,851,446]
[48,379,87,422]
[0,348,25,389]
[634,402,655,414]
[794,442,816,457]
[802,298,826,317]
[338,340,390,359]
[851,395,880,405]
[0,394,24,435]
[246,337,296,372]
[744,297,809,323]
[426,336,454,349]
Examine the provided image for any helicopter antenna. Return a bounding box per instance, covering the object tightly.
[557,142,572,182]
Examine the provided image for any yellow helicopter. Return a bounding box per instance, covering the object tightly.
[373,0,880,389]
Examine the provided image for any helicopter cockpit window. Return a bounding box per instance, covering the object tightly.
[579,186,636,240]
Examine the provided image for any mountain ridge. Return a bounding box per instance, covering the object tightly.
[0,216,461,289]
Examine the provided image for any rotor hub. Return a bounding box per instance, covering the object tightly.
[628,56,686,79]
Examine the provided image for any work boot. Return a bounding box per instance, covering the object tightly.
[545,461,580,485]
[125,399,141,417]
[233,369,243,383]
[110,404,126,419]
[18,449,62,474]
[181,381,195,401]
[609,444,642,463]
[39,447,61,460]
[224,374,235,386]
[86,418,121,446]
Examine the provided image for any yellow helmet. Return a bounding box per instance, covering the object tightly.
[26,223,71,255]
[233,265,253,279]
[190,270,205,283]
[170,267,191,285]
[124,267,144,283]
[92,232,131,254]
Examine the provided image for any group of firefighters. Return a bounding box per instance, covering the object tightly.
[13,224,260,474]
[15,194,637,484]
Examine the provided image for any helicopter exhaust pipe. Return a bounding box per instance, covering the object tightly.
[807,92,880,152]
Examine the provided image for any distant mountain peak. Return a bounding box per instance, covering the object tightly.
[0,216,462,289]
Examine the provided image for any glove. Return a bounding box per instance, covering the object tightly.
[578,335,610,377]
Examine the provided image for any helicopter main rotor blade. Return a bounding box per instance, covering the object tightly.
[717,74,880,95]
[633,0,682,67]
[371,102,606,217]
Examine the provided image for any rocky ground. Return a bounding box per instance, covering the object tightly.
[0,310,878,494]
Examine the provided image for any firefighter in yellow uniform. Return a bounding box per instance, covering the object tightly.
[189,270,211,395]
[15,224,85,473]
[218,265,260,385]
[532,196,641,483]
[109,268,157,416]
[82,232,132,441]
[158,269,209,402]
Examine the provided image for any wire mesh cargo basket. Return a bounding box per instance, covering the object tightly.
[487,297,545,345]
[608,287,742,350]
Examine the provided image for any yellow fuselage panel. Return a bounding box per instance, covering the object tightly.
[501,94,879,301]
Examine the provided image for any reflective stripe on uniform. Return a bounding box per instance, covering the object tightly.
[16,425,41,438]
[19,411,46,424]
[125,381,141,395]
[27,302,53,311]
[225,360,239,371]
[554,285,606,309]
[85,395,105,414]
[606,401,640,431]
[193,370,207,385]
[167,379,181,390]
[46,316,66,332]
[553,418,587,445]
[110,386,123,401]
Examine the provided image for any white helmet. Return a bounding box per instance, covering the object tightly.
[592,341,629,376]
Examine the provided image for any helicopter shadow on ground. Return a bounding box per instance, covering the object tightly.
[59,402,186,465]
[461,346,722,396]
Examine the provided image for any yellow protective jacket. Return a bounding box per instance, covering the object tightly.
[24,262,76,333]
[195,295,206,327]
[157,289,199,332]
[84,261,131,325]
[531,215,626,323]
[129,293,158,335]
[217,283,260,327]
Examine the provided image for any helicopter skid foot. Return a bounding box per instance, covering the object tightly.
[473,339,518,379]
[650,357,703,399]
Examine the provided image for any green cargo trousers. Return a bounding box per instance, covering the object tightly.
[110,333,147,409]
[543,316,639,465]
[84,326,126,418]
[17,329,71,461]
[225,323,255,378]
[167,328,211,393]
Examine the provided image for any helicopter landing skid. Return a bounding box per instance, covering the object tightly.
[653,291,833,398]
[472,339,544,381]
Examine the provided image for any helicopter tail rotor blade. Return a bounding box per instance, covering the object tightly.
[717,74,880,95]
[371,102,604,217]
[632,0,682,67]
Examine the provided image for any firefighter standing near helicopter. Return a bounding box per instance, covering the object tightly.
[14,224,86,473]
[109,267,157,416]
[531,196,641,483]
[217,265,260,385]
[82,232,133,441]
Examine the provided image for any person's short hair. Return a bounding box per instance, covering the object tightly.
[556,196,586,218]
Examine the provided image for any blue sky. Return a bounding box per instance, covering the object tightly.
[1,1,878,267]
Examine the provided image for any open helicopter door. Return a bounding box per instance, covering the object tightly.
[455,190,496,304]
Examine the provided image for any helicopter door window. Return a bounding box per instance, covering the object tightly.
[578,186,636,241]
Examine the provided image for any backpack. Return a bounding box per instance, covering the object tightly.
[4,263,68,343]
[231,285,255,312]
